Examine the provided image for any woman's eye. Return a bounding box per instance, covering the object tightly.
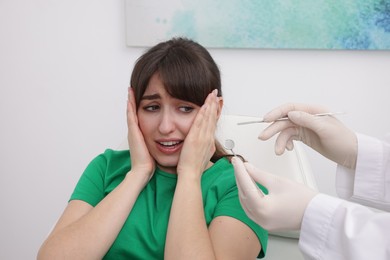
[179,106,194,113]
[144,105,159,111]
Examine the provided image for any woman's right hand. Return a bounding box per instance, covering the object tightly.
[127,87,155,182]
[176,90,219,178]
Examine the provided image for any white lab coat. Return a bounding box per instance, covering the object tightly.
[299,133,390,260]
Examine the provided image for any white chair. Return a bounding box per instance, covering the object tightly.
[216,114,318,260]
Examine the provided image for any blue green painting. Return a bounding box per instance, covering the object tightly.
[125,0,390,50]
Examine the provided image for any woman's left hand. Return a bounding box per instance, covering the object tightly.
[176,89,219,178]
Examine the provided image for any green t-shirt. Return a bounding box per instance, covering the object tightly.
[70,149,268,259]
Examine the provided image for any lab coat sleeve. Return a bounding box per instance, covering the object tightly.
[335,133,390,211]
[299,193,390,260]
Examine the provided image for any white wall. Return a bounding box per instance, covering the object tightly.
[1,1,389,259]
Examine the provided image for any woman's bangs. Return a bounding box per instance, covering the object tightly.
[159,60,208,107]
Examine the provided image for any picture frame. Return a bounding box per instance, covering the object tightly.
[125,0,390,50]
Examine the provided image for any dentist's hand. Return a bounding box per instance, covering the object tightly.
[232,157,318,231]
[259,103,358,169]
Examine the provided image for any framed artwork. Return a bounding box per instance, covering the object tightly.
[125,0,390,50]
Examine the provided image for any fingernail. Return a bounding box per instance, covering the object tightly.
[286,140,294,151]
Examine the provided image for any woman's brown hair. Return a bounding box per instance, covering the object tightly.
[130,37,229,162]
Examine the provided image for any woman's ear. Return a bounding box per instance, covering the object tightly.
[216,97,224,119]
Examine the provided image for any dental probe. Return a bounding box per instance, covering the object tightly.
[237,112,345,125]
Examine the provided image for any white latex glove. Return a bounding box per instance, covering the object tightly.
[232,157,318,231]
[259,103,358,169]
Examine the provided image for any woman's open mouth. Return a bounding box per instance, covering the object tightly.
[156,140,183,154]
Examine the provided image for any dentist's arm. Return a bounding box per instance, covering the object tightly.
[259,103,390,208]
[233,158,390,260]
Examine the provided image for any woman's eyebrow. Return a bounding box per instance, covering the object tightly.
[141,93,161,100]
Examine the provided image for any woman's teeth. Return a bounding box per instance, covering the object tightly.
[160,141,181,147]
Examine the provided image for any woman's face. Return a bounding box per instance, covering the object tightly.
[137,73,201,174]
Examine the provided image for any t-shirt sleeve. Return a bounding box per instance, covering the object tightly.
[69,153,107,206]
[213,184,268,258]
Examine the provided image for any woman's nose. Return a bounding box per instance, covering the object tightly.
[158,111,175,134]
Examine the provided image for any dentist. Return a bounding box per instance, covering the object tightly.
[232,103,390,260]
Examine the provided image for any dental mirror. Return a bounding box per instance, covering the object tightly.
[224,139,237,157]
